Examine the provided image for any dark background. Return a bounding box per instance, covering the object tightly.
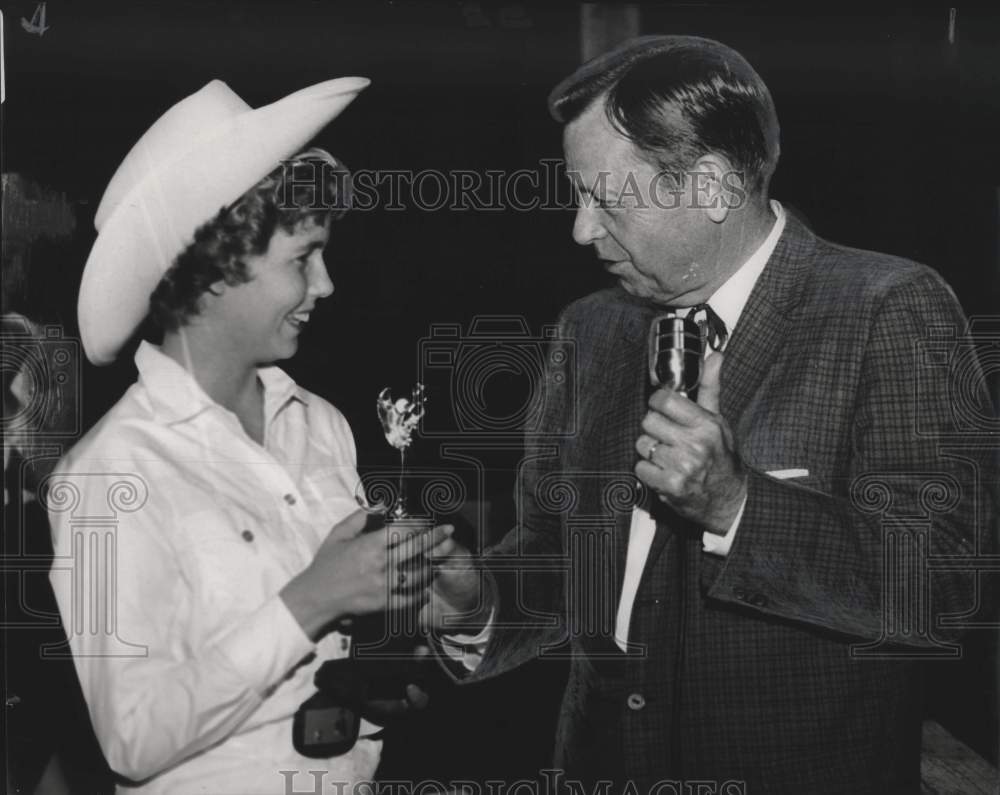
[3,1,998,790]
[6,3,999,430]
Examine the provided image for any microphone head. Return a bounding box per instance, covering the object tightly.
[648,313,704,395]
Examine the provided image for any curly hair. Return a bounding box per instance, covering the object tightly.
[149,148,351,331]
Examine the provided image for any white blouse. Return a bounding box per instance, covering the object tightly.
[48,342,380,794]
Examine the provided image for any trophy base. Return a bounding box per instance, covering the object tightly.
[383,513,434,532]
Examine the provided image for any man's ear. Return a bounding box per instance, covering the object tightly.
[689,154,734,224]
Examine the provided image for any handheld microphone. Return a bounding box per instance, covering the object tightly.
[646,312,704,776]
[647,313,704,396]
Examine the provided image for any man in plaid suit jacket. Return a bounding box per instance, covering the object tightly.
[426,36,996,794]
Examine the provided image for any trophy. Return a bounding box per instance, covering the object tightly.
[292,384,436,760]
[375,383,426,521]
[371,383,432,646]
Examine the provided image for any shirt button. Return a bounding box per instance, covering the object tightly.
[733,587,747,601]
[626,693,646,711]
[241,529,254,542]
[749,593,769,608]
[283,493,297,506]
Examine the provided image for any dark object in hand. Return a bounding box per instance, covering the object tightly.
[292,692,361,758]
[292,656,445,758]
[292,659,366,758]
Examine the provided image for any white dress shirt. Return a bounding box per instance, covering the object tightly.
[49,342,380,794]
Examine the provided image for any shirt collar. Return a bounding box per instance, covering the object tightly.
[258,362,309,426]
[702,199,786,338]
[135,341,308,425]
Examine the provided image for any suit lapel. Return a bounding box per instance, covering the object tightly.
[721,215,814,428]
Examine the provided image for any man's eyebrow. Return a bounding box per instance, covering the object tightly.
[568,178,620,199]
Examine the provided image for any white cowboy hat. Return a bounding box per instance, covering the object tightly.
[79,76,370,365]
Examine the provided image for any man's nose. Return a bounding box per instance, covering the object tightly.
[572,203,606,246]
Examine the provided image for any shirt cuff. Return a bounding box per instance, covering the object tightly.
[440,609,494,672]
[702,493,747,557]
[215,595,316,694]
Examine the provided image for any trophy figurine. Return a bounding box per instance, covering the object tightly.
[376,383,426,520]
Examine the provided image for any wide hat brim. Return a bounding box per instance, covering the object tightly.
[79,76,369,365]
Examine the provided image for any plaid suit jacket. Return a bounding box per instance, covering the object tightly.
[472,215,996,794]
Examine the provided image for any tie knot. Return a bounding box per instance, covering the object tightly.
[687,303,728,352]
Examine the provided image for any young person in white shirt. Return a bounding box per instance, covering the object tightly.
[48,78,454,794]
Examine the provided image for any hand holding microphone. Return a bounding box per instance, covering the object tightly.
[636,312,746,535]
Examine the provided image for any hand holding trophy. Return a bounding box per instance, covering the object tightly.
[293,383,449,757]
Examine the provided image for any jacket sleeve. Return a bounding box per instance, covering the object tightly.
[703,272,998,645]
[459,313,584,681]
